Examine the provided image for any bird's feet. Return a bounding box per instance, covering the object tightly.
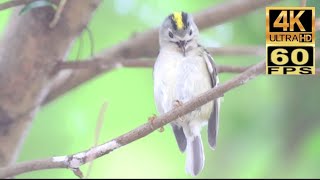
[173,100,185,122]
[173,99,183,108]
[148,114,157,128]
[158,126,164,133]
[148,114,164,132]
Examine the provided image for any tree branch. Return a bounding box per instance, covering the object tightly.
[99,0,280,59]
[0,60,265,178]
[44,45,266,105]
[44,44,320,105]
[54,59,320,76]
[53,58,252,74]
[0,0,101,167]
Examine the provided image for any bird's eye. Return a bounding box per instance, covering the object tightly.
[189,30,193,36]
[169,31,174,38]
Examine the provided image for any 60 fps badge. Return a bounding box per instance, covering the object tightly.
[266,7,315,75]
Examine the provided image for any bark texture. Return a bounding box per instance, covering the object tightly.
[0,0,101,166]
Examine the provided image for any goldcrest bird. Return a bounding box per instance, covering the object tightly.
[153,12,220,176]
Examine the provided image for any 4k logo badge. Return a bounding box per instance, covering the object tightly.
[266,7,315,75]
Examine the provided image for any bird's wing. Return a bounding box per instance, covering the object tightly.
[200,45,220,150]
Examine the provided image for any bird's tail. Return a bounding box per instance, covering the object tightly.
[185,134,205,176]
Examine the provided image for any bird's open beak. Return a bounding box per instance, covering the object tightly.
[177,40,186,56]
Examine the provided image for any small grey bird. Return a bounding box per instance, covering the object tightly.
[153,12,220,176]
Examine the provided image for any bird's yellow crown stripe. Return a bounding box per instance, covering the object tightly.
[173,12,184,30]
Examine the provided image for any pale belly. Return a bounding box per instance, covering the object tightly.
[153,52,213,128]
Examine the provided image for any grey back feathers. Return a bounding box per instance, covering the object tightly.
[202,45,220,149]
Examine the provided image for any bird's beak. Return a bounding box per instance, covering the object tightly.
[177,40,186,56]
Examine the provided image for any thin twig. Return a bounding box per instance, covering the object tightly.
[43,45,267,105]
[76,35,84,60]
[85,102,108,179]
[49,0,67,28]
[0,60,266,178]
[53,45,267,70]
[44,45,320,106]
[52,56,320,75]
[85,26,95,58]
[94,102,108,147]
[0,0,36,11]
[53,45,266,71]
[53,57,252,74]
[54,58,151,71]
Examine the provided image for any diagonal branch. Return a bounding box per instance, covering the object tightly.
[0,60,265,178]
[99,0,280,59]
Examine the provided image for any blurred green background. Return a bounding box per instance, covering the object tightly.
[1,0,320,178]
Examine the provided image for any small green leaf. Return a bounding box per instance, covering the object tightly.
[19,0,56,15]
